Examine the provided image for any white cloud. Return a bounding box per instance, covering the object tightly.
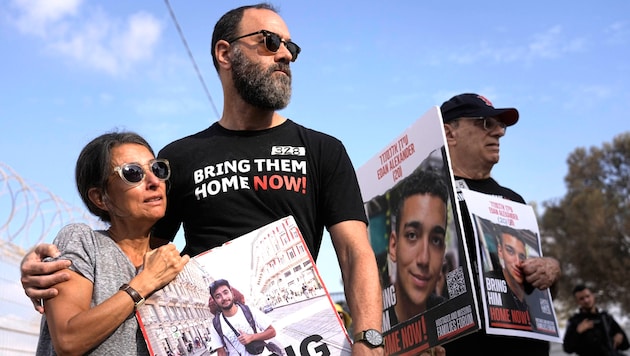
[604,21,629,45]
[49,10,163,75]
[528,25,586,59]
[562,84,613,111]
[7,0,163,76]
[10,0,81,37]
[112,12,162,63]
[446,25,587,65]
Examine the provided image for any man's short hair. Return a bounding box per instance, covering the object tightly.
[393,169,448,234]
[210,279,231,296]
[210,3,277,71]
[572,283,589,295]
[497,225,527,246]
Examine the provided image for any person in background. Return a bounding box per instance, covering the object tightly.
[336,302,353,332]
[20,3,383,354]
[563,284,629,356]
[36,131,189,355]
[440,93,561,356]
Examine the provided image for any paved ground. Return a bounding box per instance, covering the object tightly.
[550,342,565,356]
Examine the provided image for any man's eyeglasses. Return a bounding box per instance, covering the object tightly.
[470,117,507,132]
[112,159,171,185]
[228,29,301,62]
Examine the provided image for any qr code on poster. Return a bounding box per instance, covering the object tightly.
[446,266,466,298]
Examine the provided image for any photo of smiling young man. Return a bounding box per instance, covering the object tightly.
[386,170,449,327]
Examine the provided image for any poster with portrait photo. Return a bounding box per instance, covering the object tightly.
[136,216,352,356]
[357,106,481,355]
[460,188,562,343]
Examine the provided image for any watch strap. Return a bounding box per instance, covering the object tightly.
[119,283,145,309]
[354,331,364,343]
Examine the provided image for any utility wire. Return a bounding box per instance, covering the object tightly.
[164,0,220,119]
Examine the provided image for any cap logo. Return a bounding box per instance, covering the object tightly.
[477,95,494,107]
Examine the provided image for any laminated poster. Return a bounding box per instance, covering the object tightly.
[136,215,352,356]
[460,188,562,343]
[357,106,481,355]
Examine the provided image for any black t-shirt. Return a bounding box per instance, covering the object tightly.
[444,176,550,356]
[153,119,367,258]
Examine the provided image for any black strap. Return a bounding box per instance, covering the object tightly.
[217,313,242,356]
[220,306,264,356]
[237,302,258,333]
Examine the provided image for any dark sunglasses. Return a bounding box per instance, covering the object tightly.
[228,29,301,62]
[470,117,507,131]
[112,159,171,185]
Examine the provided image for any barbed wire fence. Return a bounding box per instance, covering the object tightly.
[0,162,107,355]
[1,162,107,254]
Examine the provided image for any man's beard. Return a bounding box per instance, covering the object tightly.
[220,300,234,311]
[231,47,292,110]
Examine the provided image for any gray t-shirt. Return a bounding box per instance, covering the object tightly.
[36,223,149,355]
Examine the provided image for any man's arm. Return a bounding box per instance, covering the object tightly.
[329,220,384,356]
[606,313,630,350]
[20,243,71,313]
[521,256,561,290]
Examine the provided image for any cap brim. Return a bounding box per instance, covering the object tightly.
[495,108,519,126]
[469,107,519,126]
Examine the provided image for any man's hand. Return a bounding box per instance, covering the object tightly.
[576,319,595,334]
[613,332,624,349]
[521,256,561,290]
[236,330,254,346]
[20,243,71,313]
[420,346,446,356]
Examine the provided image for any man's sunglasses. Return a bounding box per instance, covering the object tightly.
[112,159,171,185]
[228,29,301,62]
[470,117,507,131]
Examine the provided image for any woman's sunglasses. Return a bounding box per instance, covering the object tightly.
[228,29,301,62]
[112,159,171,185]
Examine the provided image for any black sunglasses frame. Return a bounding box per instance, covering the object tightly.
[227,29,301,62]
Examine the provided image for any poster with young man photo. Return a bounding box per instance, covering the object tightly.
[136,216,352,356]
[357,106,481,355]
[460,188,562,343]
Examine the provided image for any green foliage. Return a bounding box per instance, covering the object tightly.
[541,132,630,317]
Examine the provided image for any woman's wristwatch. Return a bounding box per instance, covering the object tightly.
[119,283,145,309]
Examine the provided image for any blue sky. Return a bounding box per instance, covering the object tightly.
[1,0,629,293]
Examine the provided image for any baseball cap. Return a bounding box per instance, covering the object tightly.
[440,93,519,126]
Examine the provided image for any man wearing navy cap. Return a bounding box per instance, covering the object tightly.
[440,93,561,356]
